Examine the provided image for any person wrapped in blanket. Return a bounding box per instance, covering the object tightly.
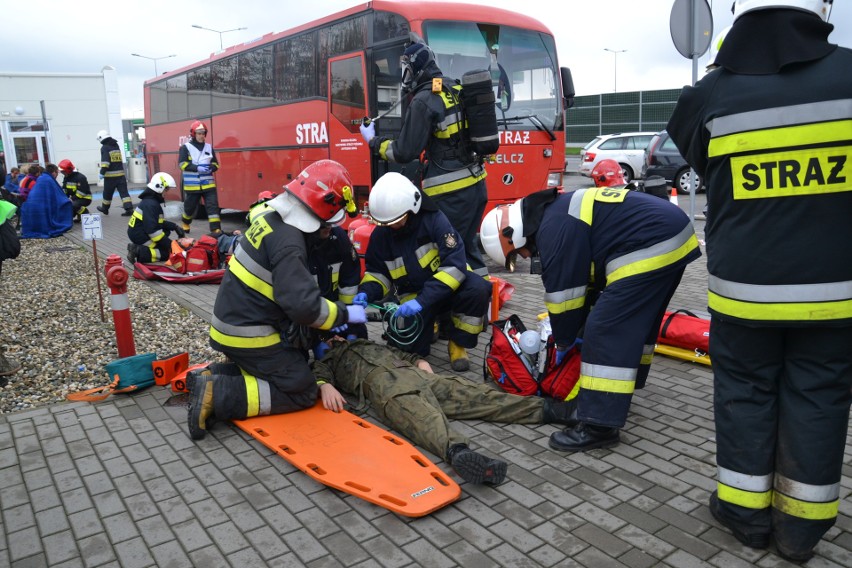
[126,172,185,264]
[312,337,578,486]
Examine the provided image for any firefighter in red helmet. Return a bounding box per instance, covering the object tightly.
[58,159,91,222]
[179,120,222,234]
[590,159,626,188]
[188,160,364,440]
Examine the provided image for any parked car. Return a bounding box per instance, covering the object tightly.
[643,131,703,194]
[578,132,656,183]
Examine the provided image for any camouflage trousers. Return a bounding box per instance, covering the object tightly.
[362,366,545,460]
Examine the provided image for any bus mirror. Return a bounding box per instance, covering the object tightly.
[561,67,575,109]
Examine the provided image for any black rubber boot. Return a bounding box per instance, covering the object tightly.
[549,422,619,452]
[446,444,507,485]
[708,491,770,550]
[187,369,215,440]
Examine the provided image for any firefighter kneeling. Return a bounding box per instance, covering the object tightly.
[354,172,491,371]
[187,160,365,440]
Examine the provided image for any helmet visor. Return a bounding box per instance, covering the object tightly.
[372,211,409,227]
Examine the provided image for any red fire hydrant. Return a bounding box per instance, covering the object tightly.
[104,255,137,358]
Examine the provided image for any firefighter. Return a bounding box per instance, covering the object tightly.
[95,130,133,216]
[246,190,277,225]
[126,172,184,264]
[188,160,365,440]
[589,159,626,188]
[666,1,850,561]
[353,172,491,371]
[480,184,701,452]
[312,338,578,486]
[179,120,221,234]
[359,39,489,277]
[58,159,91,222]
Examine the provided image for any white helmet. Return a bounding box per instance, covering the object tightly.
[368,172,422,225]
[479,201,525,271]
[147,171,176,193]
[96,130,109,142]
[732,0,832,21]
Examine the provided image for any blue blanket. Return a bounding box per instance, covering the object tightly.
[20,175,73,239]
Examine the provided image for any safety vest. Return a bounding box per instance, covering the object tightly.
[181,142,216,191]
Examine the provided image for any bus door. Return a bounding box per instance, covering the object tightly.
[327,53,370,209]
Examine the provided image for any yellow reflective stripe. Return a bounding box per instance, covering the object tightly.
[244,375,260,417]
[708,291,852,321]
[640,352,654,365]
[452,314,483,334]
[228,257,275,301]
[379,139,392,161]
[361,273,389,296]
[580,374,635,394]
[417,246,439,270]
[388,264,407,280]
[608,234,699,284]
[579,189,596,225]
[209,325,281,349]
[317,298,338,330]
[434,270,462,291]
[563,380,581,402]
[718,483,772,510]
[545,296,585,315]
[708,119,852,158]
[421,170,487,197]
[773,493,839,521]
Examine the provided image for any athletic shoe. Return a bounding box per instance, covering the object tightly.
[447,444,507,485]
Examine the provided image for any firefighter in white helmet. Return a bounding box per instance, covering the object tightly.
[353,172,491,371]
[667,0,847,562]
[480,186,700,452]
[126,172,183,264]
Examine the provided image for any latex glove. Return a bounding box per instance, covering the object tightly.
[346,334,359,342]
[346,304,367,324]
[330,324,348,334]
[359,121,375,143]
[197,165,211,174]
[352,292,368,307]
[554,347,569,366]
[313,341,331,361]
[396,299,422,318]
[174,226,186,238]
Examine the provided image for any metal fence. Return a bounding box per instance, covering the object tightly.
[566,88,683,146]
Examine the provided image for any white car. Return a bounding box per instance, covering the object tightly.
[578,132,657,183]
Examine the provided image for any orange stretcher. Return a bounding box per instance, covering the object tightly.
[654,344,712,366]
[233,401,461,517]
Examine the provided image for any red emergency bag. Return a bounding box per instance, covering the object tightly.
[185,234,221,272]
[483,315,580,400]
[657,309,710,354]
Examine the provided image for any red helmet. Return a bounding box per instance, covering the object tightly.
[284,160,355,225]
[190,121,208,136]
[591,159,626,187]
[58,159,75,175]
[257,190,277,201]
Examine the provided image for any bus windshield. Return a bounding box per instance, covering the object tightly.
[423,21,561,132]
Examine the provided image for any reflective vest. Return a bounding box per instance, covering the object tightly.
[181,142,216,191]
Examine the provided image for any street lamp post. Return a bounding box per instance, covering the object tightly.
[603,48,627,93]
[131,53,177,76]
[191,25,248,50]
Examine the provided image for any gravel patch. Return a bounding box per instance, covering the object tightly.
[0,237,223,414]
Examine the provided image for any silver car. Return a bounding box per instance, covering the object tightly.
[578,132,656,183]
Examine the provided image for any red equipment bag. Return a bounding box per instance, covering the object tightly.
[185,234,220,272]
[483,315,581,399]
[657,309,710,354]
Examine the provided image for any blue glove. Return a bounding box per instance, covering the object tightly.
[331,324,348,334]
[313,341,330,360]
[396,299,422,318]
[359,121,375,143]
[197,165,211,174]
[346,334,359,341]
[352,292,368,307]
[555,347,569,366]
[346,304,367,324]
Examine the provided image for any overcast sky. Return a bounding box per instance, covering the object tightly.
[5,0,850,118]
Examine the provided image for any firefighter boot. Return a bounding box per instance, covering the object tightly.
[448,340,470,372]
[187,369,215,440]
[708,491,770,550]
[126,243,138,264]
[447,444,507,485]
[549,422,619,452]
[121,207,133,217]
[96,204,109,215]
[542,398,579,426]
[181,222,192,234]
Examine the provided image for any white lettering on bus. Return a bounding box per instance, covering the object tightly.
[494,154,525,164]
[296,122,329,145]
[499,131,530,145]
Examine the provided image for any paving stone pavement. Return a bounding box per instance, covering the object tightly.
[1,184,851,567]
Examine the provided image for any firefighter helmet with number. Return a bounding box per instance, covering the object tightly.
[283,160,354,225]
[480,201,525,270]
[147,172,176,194]
[190,121,208,136]
[58,159,75,175]
[368,172,422,226]
[591,159,626,188]
[732,0,832,21]
[96,130,109,143]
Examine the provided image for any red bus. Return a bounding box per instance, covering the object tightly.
[142,0,574,218]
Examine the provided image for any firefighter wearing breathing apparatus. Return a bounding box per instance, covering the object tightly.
[187,160,365,440]
[480,183,701,453]
[359,38,490,277]
[355,172,491,371]
[667,0,850,561]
